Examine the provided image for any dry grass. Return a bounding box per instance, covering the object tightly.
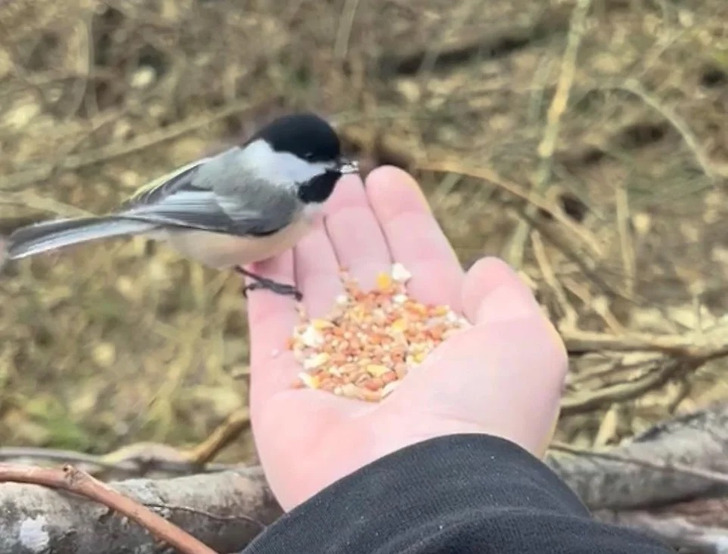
[2,0,728,462]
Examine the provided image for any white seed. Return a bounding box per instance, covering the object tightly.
[381,381,400,397]
[391,263,412,283]
[300,326,324,347]
[298,372,318,389]
[303,352,330,370]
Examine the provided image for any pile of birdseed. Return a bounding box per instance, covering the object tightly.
[289,263,471,401]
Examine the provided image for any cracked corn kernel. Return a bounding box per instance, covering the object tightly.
[289,264,471,402]
[376,272,393,291]
[303,352,330,370]
[365,364,390,377]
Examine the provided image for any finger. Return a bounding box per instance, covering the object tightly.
[366,166,464,310]
[393,259,568,456]
[323,174,392,290]
[461,257,542,324]
[397,318,568,457]
[294,217,344,319]
[244,250,301,397]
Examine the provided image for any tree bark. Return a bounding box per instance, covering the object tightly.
[0,468,282,554]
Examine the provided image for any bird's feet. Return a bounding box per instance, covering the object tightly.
[235,267,303,301]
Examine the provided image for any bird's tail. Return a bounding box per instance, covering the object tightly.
[4,216,158,260]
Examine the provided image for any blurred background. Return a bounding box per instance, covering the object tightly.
[1,0,727,465]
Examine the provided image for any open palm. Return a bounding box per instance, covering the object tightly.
[243,166,568,511]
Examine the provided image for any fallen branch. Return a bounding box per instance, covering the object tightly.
[0,466,280,554]
[547,401,728,508]
[595,499,728,554]
[0,464,219,554]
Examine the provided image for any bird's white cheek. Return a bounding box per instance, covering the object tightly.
[302,202,324,224]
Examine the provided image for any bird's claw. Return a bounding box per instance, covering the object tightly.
[235,267,302,301]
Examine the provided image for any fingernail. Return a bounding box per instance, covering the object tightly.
[476,283,540,323]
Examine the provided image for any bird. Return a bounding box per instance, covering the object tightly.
[2,112,359,300]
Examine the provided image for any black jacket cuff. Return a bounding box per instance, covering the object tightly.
[244,434,673,553]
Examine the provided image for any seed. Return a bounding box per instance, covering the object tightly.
[391,263,412,282]
[359,389,382,402]
[289,263,469,402]
[299,327,323,347]
[303,352,330,370]
[363,378,384,391]
[376,272,393,290]
[298,372,319,389]
[365,364,390,377]
[311,318,333,329]
[340,383,361,397]
[381,381,400,398]
[381,371,397,384]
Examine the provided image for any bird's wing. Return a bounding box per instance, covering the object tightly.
[121,158,208,207]
[117,151,300,237]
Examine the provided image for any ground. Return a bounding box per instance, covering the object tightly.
[1,0,728,464]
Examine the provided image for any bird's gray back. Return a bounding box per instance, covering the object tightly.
[194,148,302,236]
[118,147,302,237]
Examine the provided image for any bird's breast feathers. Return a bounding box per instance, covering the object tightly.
[161,203,321,268]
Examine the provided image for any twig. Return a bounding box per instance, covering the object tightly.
[145,503,265,530]
[561,357,701,415]
[377,5,572,76]
[530,229,578,327]
[415,0,478,77]
[0,445,239,477]
[0,447,134,472]
[0,464,218,554]
[513,205,630,301]
[593,404,620,447]
[567,354,662,387]
[505,0,593,268]
[561,278,627,335]
[0,98,263,192]
[333,0,362,61]
[614,177,636,297]
[416,160,603,258]
[616,79,725,181]
[549,441,728,487]
[99,442,240,475]
[185,408,251,465]
[562,329,726,356]
[560,329,728,414]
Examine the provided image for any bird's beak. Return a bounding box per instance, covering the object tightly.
[337,157,359,175]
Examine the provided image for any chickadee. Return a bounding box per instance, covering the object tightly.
[3,113,359,300]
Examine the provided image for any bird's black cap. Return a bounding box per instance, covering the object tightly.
[250,112,342,163]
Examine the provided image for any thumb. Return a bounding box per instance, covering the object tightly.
[462,257,541,325]
[463,257,567,455]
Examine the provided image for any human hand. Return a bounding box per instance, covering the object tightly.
[243,166,568,511]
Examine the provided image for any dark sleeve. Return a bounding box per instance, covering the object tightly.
[243,434,674,554]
